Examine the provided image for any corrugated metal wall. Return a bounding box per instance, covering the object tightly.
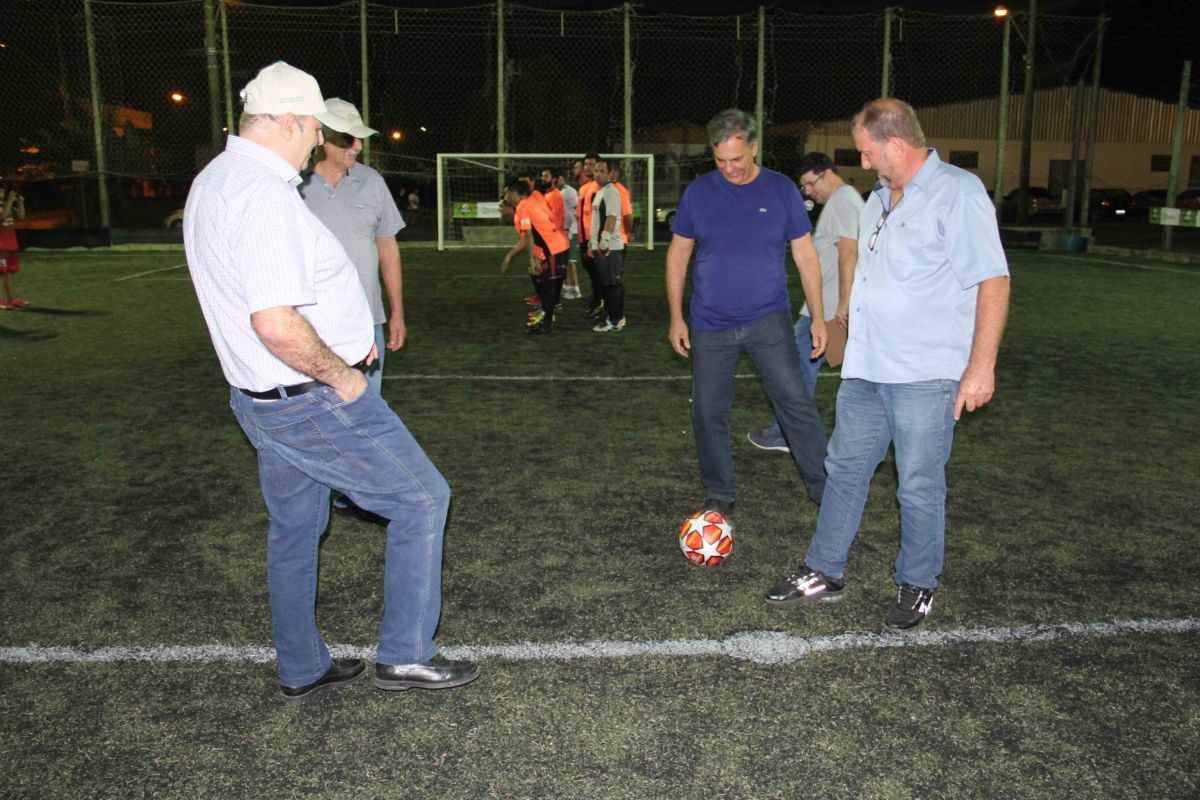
[918,86,1200,144]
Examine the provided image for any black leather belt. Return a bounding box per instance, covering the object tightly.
[239,359,368,401]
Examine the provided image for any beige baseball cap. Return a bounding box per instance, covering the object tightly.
[239,61,327,115]
[315,98,378,139]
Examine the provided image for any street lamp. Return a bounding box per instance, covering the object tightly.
[169,91,186,105]
[992,6,1012,218]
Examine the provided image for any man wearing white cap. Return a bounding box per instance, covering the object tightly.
[184,62,479,704]
[300,98,405,397]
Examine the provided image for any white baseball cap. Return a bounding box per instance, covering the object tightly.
[239,62,327,116]
[315,98,378,139]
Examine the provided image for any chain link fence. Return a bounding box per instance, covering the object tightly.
[0,0,1140,234]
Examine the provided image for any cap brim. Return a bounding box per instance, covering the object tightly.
[315,111,377,138]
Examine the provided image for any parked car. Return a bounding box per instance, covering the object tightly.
[1088,188,1132,220]
[654,205,677,227]
[1177,188,1200,209]
[163,208,184,228]
[1001,187,1062,222]
[1130,188,1200,219]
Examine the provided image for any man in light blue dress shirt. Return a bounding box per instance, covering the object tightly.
[764,98,1011,631]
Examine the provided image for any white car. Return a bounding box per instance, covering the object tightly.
[163,209,184,229]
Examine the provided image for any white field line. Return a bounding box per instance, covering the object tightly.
[1029,254,1200,275]
[114,263,187,281]
[2,617,1195,667]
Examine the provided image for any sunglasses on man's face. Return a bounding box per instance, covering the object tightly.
[322,127,356,149]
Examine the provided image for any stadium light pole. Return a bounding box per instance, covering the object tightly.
[1079,14,1107,229]
[220,0,233,136]
[992,6,1010,219]
[880,7,894,97]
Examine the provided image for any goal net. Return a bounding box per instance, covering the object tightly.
[436,153,655,250]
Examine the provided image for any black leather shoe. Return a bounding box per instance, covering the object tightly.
[374,654,480,692]
[280,658,366,704]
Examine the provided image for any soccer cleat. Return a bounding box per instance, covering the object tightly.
[746,426,790,453]
[526,311,545,327]
[0,300,10,310]
[8,298,29,308]
[764,566,846,607]
[592,317,626,333]
[524,294,541,306]
[587,299,606,319]
[885,583,934,632]
[562,286,581,299]
[525,318,553,335]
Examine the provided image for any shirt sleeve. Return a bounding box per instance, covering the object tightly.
[826,188,862,241]
[672,182,698,239]
[371,172,405,238]
[784,179,813,242]
[944,181,1009,289]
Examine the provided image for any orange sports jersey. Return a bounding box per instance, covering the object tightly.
[514,196,569,259]
[614,181,633,242]
[577,180,599,244]
[545,187,565,231]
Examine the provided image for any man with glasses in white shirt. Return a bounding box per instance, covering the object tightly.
[764,98,1010,632]
[185,62,478,703]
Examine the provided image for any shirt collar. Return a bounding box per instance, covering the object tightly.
[226,135,302,188]
[906,148,941,191]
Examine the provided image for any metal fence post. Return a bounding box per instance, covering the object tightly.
[204,0,222,150]
[1163,60,1192,252]
[82,0,110,229]
[1063,79,1085,230]
[881,7,893,97]
[755,6,764,166]
[1079,14,1106,228]
[624,2,633,158]
[1017,0,1036,226]
[360,0,370,167]
[220,0,233,135]
[993,10,1010,217]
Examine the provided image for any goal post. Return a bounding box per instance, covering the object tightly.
[436,153,655,251]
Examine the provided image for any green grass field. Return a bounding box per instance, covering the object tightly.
[1,246,1197,799]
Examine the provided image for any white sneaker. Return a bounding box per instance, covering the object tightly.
[592,318,626,333]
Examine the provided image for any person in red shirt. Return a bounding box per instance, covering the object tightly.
[500,178,569,335]
[0,182,27,310]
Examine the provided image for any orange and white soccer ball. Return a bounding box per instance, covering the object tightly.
[678,509,734,566]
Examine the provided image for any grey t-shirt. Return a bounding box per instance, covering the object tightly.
[801,183,863,320]
[300,163,405,326]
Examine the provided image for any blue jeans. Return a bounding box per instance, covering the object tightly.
[804,378,958,590]
[230,385,449,687]
[766,314,825,436]
[365,322,386,396]
[691,311,827,504]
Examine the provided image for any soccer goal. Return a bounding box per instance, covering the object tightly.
[436,153,655,251]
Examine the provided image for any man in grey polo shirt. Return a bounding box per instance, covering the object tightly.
[300,98,405,396]
[185,62,478,703]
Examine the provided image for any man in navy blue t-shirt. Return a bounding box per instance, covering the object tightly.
[666,108,829,515]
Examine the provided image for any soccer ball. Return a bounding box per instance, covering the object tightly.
[678,509,734,566]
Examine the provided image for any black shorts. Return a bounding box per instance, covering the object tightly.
[592,249,624,286]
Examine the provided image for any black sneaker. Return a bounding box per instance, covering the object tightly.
[764,566,845,607]
[703,497,734,517]
[885,583,934,632]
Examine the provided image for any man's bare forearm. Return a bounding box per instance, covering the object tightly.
[251,306,361,393]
